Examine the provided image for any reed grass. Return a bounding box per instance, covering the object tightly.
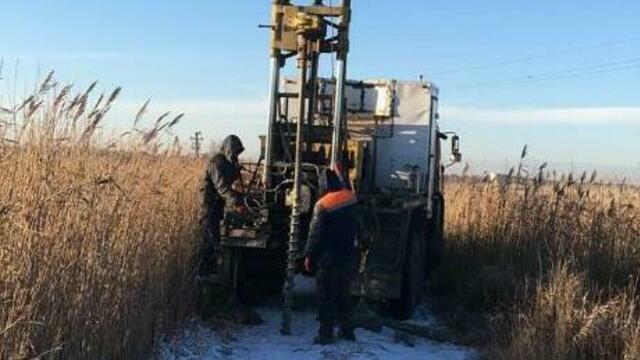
[0,72,203,359]
[438,157,640,359]
[3,71,639,359]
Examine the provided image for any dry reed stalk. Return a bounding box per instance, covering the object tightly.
[0,73,205,359]
[438,158,640,359]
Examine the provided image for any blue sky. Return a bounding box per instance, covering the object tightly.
[3,0,640,178]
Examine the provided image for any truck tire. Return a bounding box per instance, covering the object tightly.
[260,252,286,297]
[235,252,263,305]
[219,248,257,305]
[390,225,425,319]
[231,249,285,305]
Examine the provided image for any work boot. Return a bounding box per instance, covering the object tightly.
[313,323,335,345]
[338,326,356,341]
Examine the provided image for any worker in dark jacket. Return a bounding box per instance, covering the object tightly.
[200,135,245,275]
[304,168,358,345]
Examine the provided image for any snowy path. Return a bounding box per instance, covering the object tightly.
[157,276,476,360]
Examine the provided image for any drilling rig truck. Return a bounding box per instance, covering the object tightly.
[216,0,462,321]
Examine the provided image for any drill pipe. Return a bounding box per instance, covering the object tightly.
[281,38,309,336]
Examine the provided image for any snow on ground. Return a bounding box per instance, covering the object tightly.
[157,276,476,360]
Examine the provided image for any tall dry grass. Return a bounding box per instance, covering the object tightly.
[438,160,640,359]
[0,72,204,359]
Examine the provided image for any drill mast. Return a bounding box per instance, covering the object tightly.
[262,0,351,335]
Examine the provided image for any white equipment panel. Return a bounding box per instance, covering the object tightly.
[282,78,438,191]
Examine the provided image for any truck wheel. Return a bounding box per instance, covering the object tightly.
[261,253,286,297]
[219,248,259,305]
[390,226,425,319]
[234,250,275,305]
[230,249,284,305]
[236,259,263,305]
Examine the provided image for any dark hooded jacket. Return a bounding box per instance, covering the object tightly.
[202,135,245,216]
[304,169,358,267]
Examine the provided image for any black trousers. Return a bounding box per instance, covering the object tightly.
[316,264,354,329]
[200,209,222,275]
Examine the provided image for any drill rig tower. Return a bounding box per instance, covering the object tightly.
[263,0,351,335]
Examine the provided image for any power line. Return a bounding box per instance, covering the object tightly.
[432,34,640,76]
[507,57,640,82]
[454,57,640,92]
[506,63,640,86]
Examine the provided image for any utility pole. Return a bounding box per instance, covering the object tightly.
[191,131,203,157]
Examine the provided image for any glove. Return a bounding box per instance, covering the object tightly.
[304,257,313,273]
[235,204,247,215]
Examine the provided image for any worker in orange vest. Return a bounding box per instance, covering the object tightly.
[304,168,358,345]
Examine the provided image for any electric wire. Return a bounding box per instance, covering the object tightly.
[452,57,640,92]
[433,34,640,76]
[506,57,640,82]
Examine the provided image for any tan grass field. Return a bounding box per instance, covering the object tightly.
[2,73,639,359]
[440,171,640,359]
[0,74,204,359]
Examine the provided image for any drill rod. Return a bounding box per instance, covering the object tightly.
[281,38,309,336]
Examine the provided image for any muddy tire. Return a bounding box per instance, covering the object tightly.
[390,225,425,320]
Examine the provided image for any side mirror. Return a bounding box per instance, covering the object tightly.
[451,135,462,163]
[259,135,267,160]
